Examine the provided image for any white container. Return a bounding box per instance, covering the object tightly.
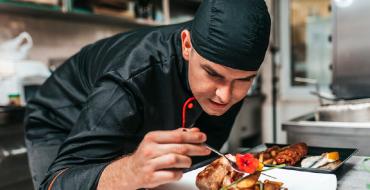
[0,32,43,106]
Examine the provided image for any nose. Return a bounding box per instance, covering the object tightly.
[215,84,232,104]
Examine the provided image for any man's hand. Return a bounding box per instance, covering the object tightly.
[97,128,211,190]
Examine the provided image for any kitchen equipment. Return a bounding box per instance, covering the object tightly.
[331,0,370,100]
[315,98,370,122]
[283,113,370,155]
[0,32,50,106]
[0,32,33,105]
[0,32,33,62]
[283,0,370,156]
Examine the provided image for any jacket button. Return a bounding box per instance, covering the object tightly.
[187,103,194,109]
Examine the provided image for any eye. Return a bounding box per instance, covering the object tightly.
[206,70,218,77]
[205,69,223,80]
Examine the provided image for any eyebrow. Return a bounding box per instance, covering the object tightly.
[202,64,257,81]
[238,74,257,81]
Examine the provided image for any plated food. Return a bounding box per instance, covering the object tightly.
[195,142,355,190]
[196,156,243,190]
[257,143,343,170]
[196,155,286,190]
[301,152,341,170]
[256,143,308,166]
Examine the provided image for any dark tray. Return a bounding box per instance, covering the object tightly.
[249,143,358,174]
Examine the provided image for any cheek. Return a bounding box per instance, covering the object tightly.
[189,69,215,98]
[191,77,215,97]
[232,82,253,101]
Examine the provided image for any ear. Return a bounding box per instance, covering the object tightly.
[181,29,192,61]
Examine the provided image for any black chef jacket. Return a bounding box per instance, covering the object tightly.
[24,21,243,190]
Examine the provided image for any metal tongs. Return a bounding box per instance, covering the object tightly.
[202,143,248,174]
[203,143,276,179]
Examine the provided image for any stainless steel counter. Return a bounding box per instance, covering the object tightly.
[283,113,370,156]
[337,156,370,190]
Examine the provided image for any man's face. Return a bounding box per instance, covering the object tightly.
[181,30,257,116]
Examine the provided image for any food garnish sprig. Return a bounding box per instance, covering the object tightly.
[220,153,286,190]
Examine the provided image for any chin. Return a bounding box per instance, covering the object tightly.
[203,108,226,116]
[198,100,229,116]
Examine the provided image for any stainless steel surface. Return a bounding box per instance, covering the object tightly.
[202,143,225,158]
[290,0,370,158]
[283,113,370,156]
[337,156,370,190]
[332,0,370,99]
[316,98,370,122]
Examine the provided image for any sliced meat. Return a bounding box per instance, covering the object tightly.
[274,143,308,166]
[196,157,243,190]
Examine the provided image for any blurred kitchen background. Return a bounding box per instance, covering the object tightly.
[1,0,370,189]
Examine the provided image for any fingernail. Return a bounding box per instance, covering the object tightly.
[199,134,206,141]
[205,148,211,154]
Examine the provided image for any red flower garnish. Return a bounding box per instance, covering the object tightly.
[235,153,259,174]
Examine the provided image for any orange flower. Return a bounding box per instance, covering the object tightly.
[235,153,260,174]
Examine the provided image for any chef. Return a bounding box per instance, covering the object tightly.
[24,0,271,189]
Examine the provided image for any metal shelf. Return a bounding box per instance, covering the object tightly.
[0,2,162,27]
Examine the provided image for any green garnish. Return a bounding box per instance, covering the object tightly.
[261,164,286,172]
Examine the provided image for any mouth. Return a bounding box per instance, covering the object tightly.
[209,99,228,109]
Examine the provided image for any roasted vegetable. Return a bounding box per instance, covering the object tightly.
[236,172,261,189]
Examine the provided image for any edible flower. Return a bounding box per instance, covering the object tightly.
[235,153,260,174]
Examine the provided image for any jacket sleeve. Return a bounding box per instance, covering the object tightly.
[38,75,142,190]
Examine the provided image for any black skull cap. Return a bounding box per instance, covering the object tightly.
[191,0,271,71]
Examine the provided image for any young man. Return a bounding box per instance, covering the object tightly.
[24,0,271,189]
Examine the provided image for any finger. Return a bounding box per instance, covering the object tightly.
[145,170,183,188]
[189,127,200,132]
[178,128,189,132]
[149,153,192,170]
[150,143,211,157]
[146,130,207,144]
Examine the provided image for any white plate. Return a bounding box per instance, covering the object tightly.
[155,166,337,190]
